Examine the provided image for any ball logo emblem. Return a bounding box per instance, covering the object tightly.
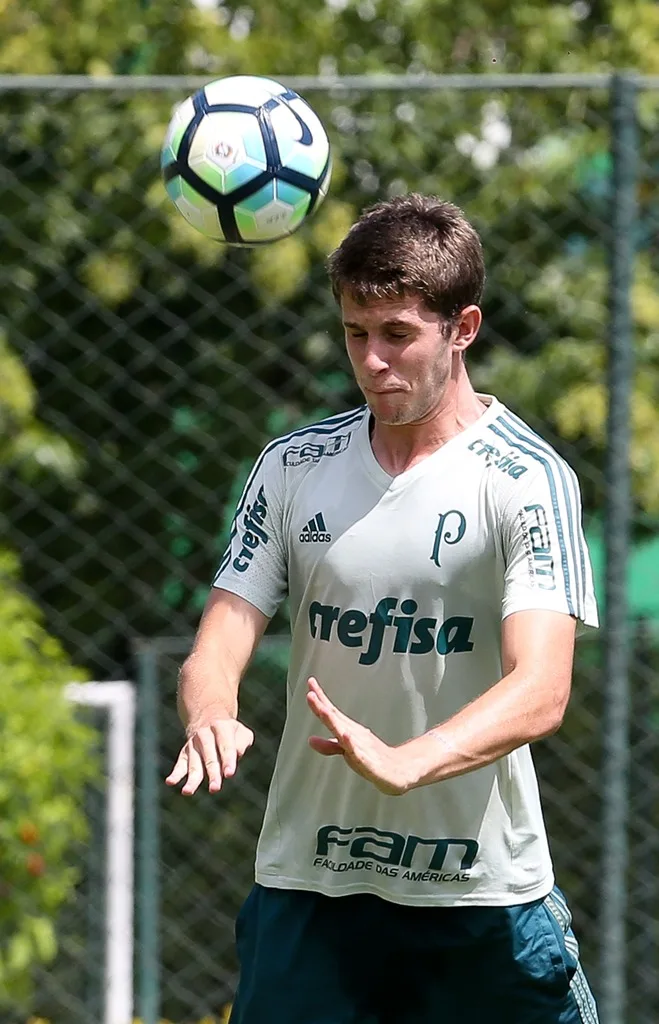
[209,137,241,171]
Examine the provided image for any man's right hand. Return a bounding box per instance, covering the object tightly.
[165,718,255,795]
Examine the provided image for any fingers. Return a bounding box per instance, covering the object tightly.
[306,676,333,716]
[214,723,255,779]
[306,688,335,731]
[214,723,239,781]
[165,721,254,795]
[307,677,348,723]
[234,725,255,760]
[198,729,223,793]
[306,678,360,762]
[306,678,349,739]
[180,739,205,796]
[165,747,190,786]
[307,676,332,708]
[308,735,344,755]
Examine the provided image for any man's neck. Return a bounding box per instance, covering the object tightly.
[370,376,488,476]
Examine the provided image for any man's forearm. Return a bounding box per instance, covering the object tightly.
[177,648,240,728]
[401,666,569,791]
[175,588,270,730]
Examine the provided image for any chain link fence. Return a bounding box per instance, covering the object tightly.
[2,74,659,1024]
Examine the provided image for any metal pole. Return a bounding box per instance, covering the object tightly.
[85,766,105,1024]
[135,643,161,1024]
[66,682,136,1024]
[105,684,136,1024]
[630,621,659,1018]
[0,71,614,93]
[600,71,638,1024]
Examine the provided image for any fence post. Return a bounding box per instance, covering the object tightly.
[600,70,638,1024]
[135,641,161,1024]
[630,620,659,1017]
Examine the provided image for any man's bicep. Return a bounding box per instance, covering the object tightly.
[213,447,288,618]
[501,609,576,684]
[501,463,598,631]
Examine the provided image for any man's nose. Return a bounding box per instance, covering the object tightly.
[362,341,389,374]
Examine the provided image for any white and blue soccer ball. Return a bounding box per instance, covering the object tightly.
[161,75,332,245]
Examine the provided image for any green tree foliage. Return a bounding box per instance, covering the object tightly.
[0,335,96,1006]
[2,2,659,675]
[0,550,96,1005]
[0,333,83,480]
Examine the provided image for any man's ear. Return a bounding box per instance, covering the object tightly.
[452,305,482,354]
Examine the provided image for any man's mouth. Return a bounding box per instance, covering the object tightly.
[363,384,407,395]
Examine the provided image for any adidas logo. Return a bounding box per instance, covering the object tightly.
[299,512,332,543]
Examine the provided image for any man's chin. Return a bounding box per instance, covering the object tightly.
[366,395,417,426]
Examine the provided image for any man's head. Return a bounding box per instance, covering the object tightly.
[327,194,485,425]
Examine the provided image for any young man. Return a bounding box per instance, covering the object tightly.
[167,194,599,1023]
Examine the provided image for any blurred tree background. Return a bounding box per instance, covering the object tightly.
[0,339,96,1011]
[1,0,659,675]
[1,0,659,1019]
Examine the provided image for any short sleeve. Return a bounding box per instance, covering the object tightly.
[501,462,599,630]
[212,446,287,618]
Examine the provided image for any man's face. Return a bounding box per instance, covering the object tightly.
[341,292,455,426]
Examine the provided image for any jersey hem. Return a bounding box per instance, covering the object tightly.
[501,598,599,631]
[254,870,556,908]
[211,580,277,619]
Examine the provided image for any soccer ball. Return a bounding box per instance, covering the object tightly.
[160,75,332,245]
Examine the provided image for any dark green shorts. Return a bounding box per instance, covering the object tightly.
[229,884,598,1024]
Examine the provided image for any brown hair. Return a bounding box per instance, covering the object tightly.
[327,193,485,319]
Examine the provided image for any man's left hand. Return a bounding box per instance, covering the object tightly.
[306,676,413,796]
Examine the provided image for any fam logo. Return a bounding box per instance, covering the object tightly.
[520,503,556,591]
[232,486,269,573]
[282,433,351,467]
[467,438,529,479]
[431,509,466,568]
[308,597,474,665]
[314,825,479,883]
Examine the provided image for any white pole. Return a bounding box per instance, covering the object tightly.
[66,682,136,1024]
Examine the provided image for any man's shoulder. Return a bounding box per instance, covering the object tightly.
[477,402,579,487]
[264,406,367,470]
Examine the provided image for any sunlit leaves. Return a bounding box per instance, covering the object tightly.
[0,552,97,1004]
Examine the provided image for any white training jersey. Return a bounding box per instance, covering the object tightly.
[213,395,598,907]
